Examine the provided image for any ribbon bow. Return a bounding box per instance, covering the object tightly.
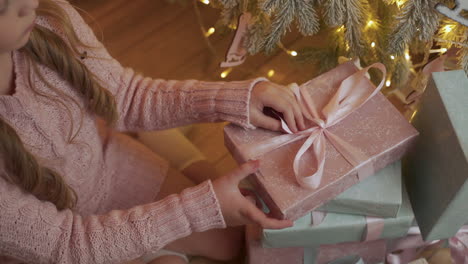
[242,63,387,189]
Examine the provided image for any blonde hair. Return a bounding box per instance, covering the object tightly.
[0,0,117,210]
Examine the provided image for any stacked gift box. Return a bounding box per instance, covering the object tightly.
[224,60,468,263]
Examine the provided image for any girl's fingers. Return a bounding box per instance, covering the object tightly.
[251,110,282,131]
[241,202,293,229]
[263,97,298,133]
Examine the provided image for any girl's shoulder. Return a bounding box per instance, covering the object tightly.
[36,0,100,47]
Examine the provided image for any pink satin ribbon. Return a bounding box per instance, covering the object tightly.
[387,226,468,264]
[312,211,385,242]
[241,63,387,189]
[220,13,251,68]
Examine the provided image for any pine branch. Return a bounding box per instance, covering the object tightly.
[247,14,269,54]
[389,0,441,55]
[417,0,440,41]
[259,0,280,14]
[344,0,369,55]
[218,0,239,8]
[296,0,320,35]
[391,56,410,89]
[458,47,468,75]
[263,0,296,53]
[323,0,346,26]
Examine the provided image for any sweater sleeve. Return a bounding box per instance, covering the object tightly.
[0,176,225,264]
[49,0,266,132]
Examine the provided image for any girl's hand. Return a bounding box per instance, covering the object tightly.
[250,81,305,133]
[212,160,293,229]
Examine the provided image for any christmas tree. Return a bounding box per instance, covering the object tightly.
[176,0,467,94]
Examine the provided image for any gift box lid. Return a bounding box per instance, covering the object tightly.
[404,70,468,241]
[262,181,414,248]
[318,161,402,218]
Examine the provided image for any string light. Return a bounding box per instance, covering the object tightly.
[405,52,411,60]
[430,48,448,54]
[220,68,232,78]
[395,0,405,8]
[443,25,454,33]
[267,69,275,78]
[336,26,344,33]
[386,80,391,87]
[288,50,298,56]
[367,20,375,27]
[205,27,215,37]
[390,55,395,60]
[371,42,376,48]
[199,0,210,4]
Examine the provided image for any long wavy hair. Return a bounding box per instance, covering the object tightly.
[0,0,117,210]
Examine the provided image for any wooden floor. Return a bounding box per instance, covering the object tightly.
[71,1,452,263]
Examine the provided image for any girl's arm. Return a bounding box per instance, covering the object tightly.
[51,0,266,132]
[0,175,225,263]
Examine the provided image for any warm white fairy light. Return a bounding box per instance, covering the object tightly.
[336,25,345,33]
[405,52,410,60]
[390,55,395,60]
[395,0,405,8]
[371,42,376,48]
[205,27,215,37]
[288,50,298,56]
[267,69,275,78]
[430,48,448,54]
[367,20,375,27]
[200,0,210,4]
[443,25,454,33]
[220,68,232,78]
[386,80,391,87]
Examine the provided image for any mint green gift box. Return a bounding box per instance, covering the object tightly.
[262,183,413,248]
[318,161,402,218]
[404,70,468,241]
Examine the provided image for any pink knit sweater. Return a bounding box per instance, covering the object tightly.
[0,1,265,263]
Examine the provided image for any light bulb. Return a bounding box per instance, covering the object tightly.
[444,25,453,33]
[200,0,210,4]
[336,26,344,33]
[220,68,232,78]
[205,27,215,37]
[405,52,410,60]
[441,48,448,53]
[386,80,391,87]
[289,50,298,56]
[267,70,275,78]
[371,42,376,48]
[390,55,395,60]
[367,20,375,27]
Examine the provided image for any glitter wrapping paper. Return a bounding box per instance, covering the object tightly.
[246,224,386,264]
[224,62,419,220]
[404,70,468,241]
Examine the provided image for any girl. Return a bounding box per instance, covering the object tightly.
[0,0,304,263]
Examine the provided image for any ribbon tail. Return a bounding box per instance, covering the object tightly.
[293,130,325,189]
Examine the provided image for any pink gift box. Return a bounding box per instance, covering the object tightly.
[224,61,418,220]
[246,224,386,264]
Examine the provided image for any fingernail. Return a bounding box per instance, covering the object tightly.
[252,159,260,169]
